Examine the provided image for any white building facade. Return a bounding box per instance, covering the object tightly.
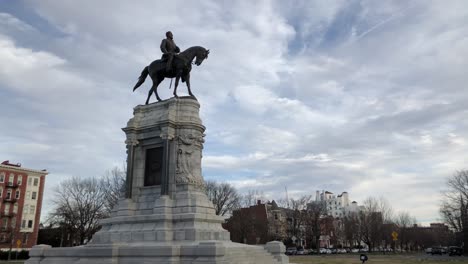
[315,190,362,218]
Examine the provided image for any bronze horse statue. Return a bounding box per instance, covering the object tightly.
[133,46,210,104]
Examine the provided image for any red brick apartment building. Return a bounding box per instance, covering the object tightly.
[0,160,47,249]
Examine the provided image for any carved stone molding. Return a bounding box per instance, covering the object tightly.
[176,133,204,188]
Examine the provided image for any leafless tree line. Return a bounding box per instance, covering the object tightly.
[440,170,468,253]
[45,170,457,250]
[47,166,125,246]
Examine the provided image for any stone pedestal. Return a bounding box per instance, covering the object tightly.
[27,97,288,264]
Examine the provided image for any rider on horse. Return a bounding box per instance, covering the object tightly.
[160,31,180,72]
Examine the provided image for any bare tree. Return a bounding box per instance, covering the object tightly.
[359,196,393,252]
[49,176,108,245]
[304,200,327,250]
[205,180,241,216]
[101,166,126,214]
[395,211,416,251]
[343,213,360,248]
[284,195,312,246]
[440,170,468,254]
[240,189,265,207]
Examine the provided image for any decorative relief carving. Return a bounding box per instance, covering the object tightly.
[176,133,205,187]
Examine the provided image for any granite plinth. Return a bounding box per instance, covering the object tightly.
[27,98,288,264]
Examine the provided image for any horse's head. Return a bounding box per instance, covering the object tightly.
[194,48,210,66]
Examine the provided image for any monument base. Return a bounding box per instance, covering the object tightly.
[27,184,288,264]
[27,98,289,263]
[28,241,287,264]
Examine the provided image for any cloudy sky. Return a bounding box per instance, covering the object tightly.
[1,0,467,224]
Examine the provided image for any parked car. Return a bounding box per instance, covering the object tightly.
[330,248,338,254]
[431,247,443,255]
[351,248,360,253]
[319,248,327,254]
[337,248,347,254]
[425,248,432,254]
[326,249,332,254]
[285,247,297,255]
[296,248,306,255]
[449,246,463,256]
[308,249,318,255]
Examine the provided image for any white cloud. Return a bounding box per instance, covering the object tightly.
[1,0,468,224]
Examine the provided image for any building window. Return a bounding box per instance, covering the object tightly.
[28,178,32,186]
[4,204,10,214]
[28,220,33,228]
[8,174,14,185]
[6,190,11,200]
[33,178,39,186]
[0,187,3,198]
[32,192,37,200]
[23,205,29,214]
[13,204,18,213]
[26,191,31,199]
[17,176,22,185]
[0,173,4,183]
[3,218,8,230]
[21,220,26,228]
[29,205,35,215]
[15,190,20,199]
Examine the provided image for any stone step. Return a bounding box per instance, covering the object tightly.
[223,245,283,264]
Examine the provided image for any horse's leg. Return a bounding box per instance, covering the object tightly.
[185,73,195,97]
[173,71,182,98]
[145,86,154,105]
[153,76,164,101]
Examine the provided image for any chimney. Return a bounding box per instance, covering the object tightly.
[257,200,261,205]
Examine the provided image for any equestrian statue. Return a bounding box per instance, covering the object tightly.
[133,31,210,104]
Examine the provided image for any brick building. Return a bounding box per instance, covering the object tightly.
[223,200,270,244]
[223,200,297,246]
[0,160,47,249]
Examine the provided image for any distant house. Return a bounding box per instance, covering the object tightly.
[223,200,307,247]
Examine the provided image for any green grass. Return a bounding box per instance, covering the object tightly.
[290,254,468,264]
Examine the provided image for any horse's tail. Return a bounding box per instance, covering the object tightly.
[133,66,149,91]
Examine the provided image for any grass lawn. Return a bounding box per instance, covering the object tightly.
[290,254,468,264]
